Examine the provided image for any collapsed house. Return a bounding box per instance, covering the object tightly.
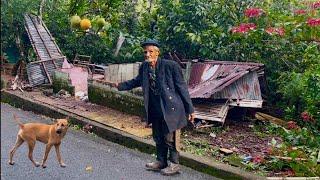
[102,60,265,125]
[23,14,265,125]
[187,60,264,124]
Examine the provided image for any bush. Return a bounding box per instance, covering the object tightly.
[278,44,320,129]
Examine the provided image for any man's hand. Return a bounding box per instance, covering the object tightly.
[188,113,195,124]
[107,81,118,88]
[145,123,152,128]
[112,82,119,88]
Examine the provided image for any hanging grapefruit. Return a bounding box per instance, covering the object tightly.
[96,18,106,28]
[70,15,81,28]
[80,19,91,30]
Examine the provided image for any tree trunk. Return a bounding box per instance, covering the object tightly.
[114,32,126,57]
[39,0,46,19]
[15,26,25,59]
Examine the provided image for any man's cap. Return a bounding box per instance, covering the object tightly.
[141,39,160,48]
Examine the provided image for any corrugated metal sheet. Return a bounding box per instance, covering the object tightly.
[188,61,264,100]
[24,14,66,87]
[27,57,64,86]
[193,99,229,123]
[24,14,64,61]
[212,71,261,100]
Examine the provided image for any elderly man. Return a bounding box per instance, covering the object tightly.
[112,39,195,176]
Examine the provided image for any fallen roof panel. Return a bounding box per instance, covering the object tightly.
[188,61,264,99]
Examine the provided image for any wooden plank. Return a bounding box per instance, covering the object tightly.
[112,64,119,83]
[274,156,307,161]
[229,99,263,108]
[218,105,229,118]
[110,64,116,82]
[219,148,233,155]
[104,66,110,81]
[255,112,287,126]
[123,64,129,81]
[193,113,225,122]
[108,65,113,82]
[124,64,132,81]
[133,63,138,78]
[41,62,52,84]
[28,57,65,65]
[193,110,219,116]
[104,63,141,83]
[118,64,124,82]
[193,101,229,123]
[174,129,181,152]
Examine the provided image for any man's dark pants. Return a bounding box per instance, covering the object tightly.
[152,117,179,167]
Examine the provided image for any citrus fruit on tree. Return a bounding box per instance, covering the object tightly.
[80,19,91,30]
[70,15,81,28]
[96,18,106,28]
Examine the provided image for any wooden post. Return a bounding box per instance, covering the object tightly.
[174,129,181,152]
[184,61,192,84]
[41,62,52,84]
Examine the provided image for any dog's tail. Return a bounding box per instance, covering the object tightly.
[13,114,24,129]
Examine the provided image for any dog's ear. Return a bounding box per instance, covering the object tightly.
[65,116,70,121]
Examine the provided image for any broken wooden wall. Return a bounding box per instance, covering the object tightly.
[104,62,141,83]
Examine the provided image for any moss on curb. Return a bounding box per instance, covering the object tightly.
[88,82,145,117]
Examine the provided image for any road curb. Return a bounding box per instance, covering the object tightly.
[1,90,264,180]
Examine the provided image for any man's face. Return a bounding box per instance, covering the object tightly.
[143,45,159,64]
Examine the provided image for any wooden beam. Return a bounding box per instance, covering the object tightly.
[41,62,52,84]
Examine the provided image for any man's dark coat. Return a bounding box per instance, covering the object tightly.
[118,58,194,133]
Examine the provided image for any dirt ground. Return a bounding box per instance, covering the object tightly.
[182,118,282,153]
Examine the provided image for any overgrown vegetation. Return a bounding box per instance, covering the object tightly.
[182,121,320,177]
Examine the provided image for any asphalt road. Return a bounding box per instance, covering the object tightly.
[1,103,217,180]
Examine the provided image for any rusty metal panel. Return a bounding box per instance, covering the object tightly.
[188,63,210,87]
[188,61,264,100]
[212,71,262,100]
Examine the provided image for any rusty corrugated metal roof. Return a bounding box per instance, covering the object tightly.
[188,61,264,99]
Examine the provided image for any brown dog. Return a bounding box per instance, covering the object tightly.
[9,114,69,168]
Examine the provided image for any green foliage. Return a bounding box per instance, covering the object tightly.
[155,0,319,127]
[266,123,320,148]
[250,122,320,176]
[183,139,214,156]
[1,0,39,60]
[157,0,256,59]
[277,43,320,128]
